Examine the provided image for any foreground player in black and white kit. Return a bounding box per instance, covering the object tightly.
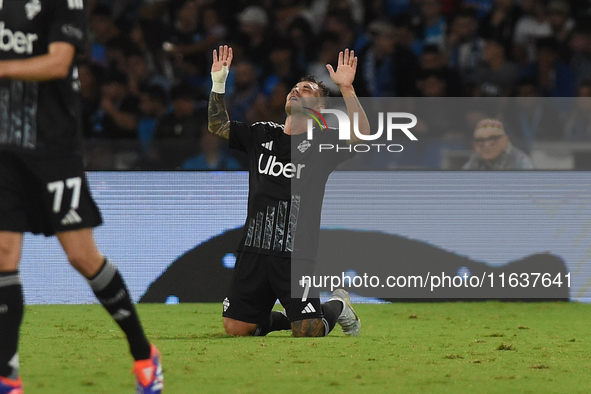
[209,45,369,337]
[0,1,163,393]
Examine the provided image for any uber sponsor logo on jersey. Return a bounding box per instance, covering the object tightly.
[0,22,38,54]
[258,154,305,179]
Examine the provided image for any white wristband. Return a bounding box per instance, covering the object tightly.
[211,81,226,94]
[211,65,229,94]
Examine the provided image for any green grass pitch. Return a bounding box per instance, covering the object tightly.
[19,302,591,393]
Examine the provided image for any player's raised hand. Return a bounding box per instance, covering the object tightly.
[212,45,233,72]
[326,48,357,89]
[211,45,233,94]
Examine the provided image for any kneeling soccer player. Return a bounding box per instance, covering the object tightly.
[209,45,367,337]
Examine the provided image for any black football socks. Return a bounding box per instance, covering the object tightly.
[0,272,23,379]
[321,300,343,336]
[254,311,292,336]
[255,300,344,337]
[87,259,151,361]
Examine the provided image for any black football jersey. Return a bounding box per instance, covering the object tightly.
[0,0,86,156]
[230,120,354,261]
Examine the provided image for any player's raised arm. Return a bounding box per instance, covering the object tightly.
[208,45,233,139]
[326,48,370,144]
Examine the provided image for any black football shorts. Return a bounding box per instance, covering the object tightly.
[0,151,103,236]
[222,251,323,324]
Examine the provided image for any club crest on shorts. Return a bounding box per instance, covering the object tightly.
[223,297,230,312]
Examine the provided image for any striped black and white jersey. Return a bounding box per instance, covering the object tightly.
[229,120,354,261]
[0,0,86,157]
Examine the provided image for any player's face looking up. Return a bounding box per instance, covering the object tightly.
[285,81,325,115]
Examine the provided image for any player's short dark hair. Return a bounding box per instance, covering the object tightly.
[298,76,330,97]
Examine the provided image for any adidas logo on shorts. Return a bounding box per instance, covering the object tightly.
[60,209,82,226]
[301,302,316,314]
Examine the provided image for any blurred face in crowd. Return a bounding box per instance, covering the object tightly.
[548,10,568,31]
[139,93,166,117]
[270,48,293,70]
[202,7,221,31]
[102,81,127,101]
[575,85,591,112]
[289,24,309,51]
[393,25,415,48]
[177,0,199,30]
[516,84,540,108]
[537,47,558,67]
[200,130,223,154]
[130,23,145,47]
[240,21,265,37]
[421,51,444,69]
[520,0,535,13]
[319,38,340,63]
[483,40,505,64]
[532,0,546,17]
[139,92,154,116]
[418,75,447,97]
[173,97,195,118]
[451,15,477,42]
[233,62,257,92]
[373,31,396,58]
[105,46,126,72]
[569,31,590,53]
[579,85,591,97]
[473,129,509,162]
[127,55,150,82]
[329,0,353,15]
[90,15,117,44]
[421,0,442,21]
[517,84,538,97]
[495,0,514,10]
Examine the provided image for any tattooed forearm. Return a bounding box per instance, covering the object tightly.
[208,91,230,139]
[291,318,325,337]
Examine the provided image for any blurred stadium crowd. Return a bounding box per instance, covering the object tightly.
[81,0,591,170]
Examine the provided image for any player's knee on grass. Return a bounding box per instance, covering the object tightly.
[223,317,257,336]
[291,318,325,337]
